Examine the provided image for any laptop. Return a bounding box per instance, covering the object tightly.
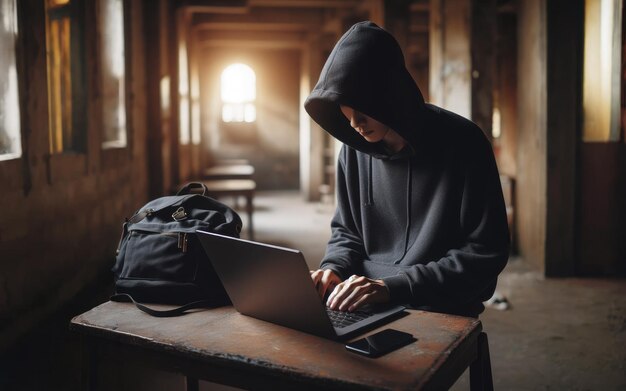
[196,230,406,340]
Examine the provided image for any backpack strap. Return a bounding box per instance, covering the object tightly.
[177,182,209,196]
[110,293,213,317]
[115,221,128,256]
[127,208,155,224]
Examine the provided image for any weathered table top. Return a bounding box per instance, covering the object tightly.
[70,301,481,390]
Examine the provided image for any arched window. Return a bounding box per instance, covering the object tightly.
[220,63,256,123]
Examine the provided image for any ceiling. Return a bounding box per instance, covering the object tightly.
[180,0,386,50]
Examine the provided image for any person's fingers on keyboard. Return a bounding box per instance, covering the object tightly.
[311,269,340,299]
[320,269,340,298]
[347,278,390,311]
[328,276,390,311]
[310,270,319,291]
[310,269,325,297]
[337,276,370,311]
[326,276,354,310]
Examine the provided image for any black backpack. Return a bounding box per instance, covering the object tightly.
[111,183,242,316]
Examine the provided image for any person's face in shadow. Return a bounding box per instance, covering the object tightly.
[339,105,406,152]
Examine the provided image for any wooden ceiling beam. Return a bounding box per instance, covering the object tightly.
[196,29,307,42]
[179,0,249,14]
[248,0,360,8]
[192,7,325,28]
[199,39,306,50]
[194,22,315,32]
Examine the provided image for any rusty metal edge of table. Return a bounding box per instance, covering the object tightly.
[70,304,483,391]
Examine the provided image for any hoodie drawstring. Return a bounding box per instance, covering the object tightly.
[364,154,412,264]
[366,155,373,206]
[395,159,412,264]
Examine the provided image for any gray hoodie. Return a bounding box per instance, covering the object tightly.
[304,21,510,317]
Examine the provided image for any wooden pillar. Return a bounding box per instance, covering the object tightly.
[299,34,326,202]
[366,0,385,27]
[144,0,171,198]
[516,0,547,272]
[430,0,472,118]
[429,0,495,132]
[495,11,518,178]
[168,2,181,190]
[470,0,496,136]
[545,0,583,276]
[517,0,583,275]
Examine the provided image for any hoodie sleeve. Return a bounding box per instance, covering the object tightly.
[319,147,366,279]
[382,135,510,311]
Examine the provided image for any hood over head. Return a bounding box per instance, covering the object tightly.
[304,21,426,157]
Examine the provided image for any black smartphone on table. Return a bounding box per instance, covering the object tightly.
[345,328,416,358]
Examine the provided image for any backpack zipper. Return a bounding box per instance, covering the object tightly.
[130,230,189,253]
[177,232,188,253]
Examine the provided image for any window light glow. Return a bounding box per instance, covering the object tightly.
[583,0,622,141]
[0,0,21,160]
[492,108,501,139]
[221,63,256,123]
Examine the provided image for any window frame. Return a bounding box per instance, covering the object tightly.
[0,0,24,163]
[0,0,27,194]
[582,0,623,142]
[220,63,257,124]
[100,0,133,170]
[43,0,89,182]
[99,0,128,151]
[44,0,88,155]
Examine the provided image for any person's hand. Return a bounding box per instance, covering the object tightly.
[326,275,390,312]
[310,269,342,300]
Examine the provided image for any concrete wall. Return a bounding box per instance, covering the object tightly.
[0,0,149,349]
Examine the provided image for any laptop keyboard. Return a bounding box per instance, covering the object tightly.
[326,308,374,329]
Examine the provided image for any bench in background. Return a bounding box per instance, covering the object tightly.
[202,179,256,240]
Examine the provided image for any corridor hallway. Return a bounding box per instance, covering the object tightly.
[1,0,626,389]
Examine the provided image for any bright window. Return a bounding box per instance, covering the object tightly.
[221,63,256,123]
[583,0,622,141]
[45,0,85,153]
[0,0,21,161]
[100,0,126,149]
[179,42,190,144]
[191,69,201,145]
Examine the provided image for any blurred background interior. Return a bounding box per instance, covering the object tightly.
[0,0,624,390]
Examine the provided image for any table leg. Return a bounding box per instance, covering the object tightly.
[186,376,199,391]
[469,332,493,391]
[80,337,98,391]
[246,193,254,240]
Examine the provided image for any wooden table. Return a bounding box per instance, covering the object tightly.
[70,301,492,390]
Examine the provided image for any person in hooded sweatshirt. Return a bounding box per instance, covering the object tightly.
[305,21,510,318]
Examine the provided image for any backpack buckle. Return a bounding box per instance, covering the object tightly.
[172,207,188,221]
